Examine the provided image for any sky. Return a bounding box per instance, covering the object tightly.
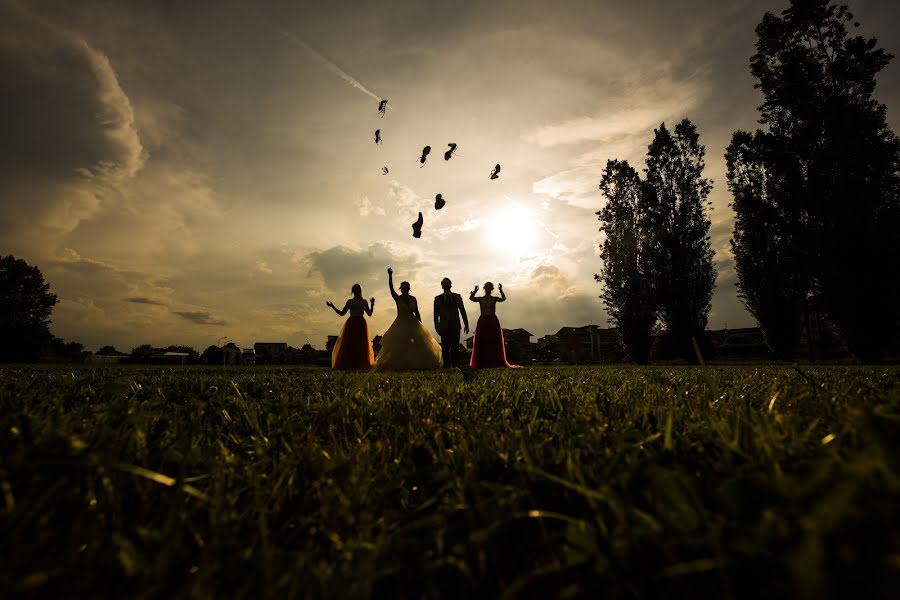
[2,0,899,352]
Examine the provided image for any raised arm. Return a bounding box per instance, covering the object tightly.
[365,297,375,317]
[498,283,506,302]
[327,299,349,316]
[387,267,399,301]
[469,285,479,302]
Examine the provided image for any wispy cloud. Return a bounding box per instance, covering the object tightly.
[433,217,485,239]
[386,180,423,224]
[528,72,706,209]
[355,195,386,217]
[255,260,273,275]
[524,75,702,148]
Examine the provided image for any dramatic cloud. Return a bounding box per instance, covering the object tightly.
[0,2,143,251]
[173,311,227,326]
[513,263,606,335]
[305,242,421,294]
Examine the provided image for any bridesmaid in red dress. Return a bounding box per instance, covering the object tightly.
[468,282,519,368]
[326,283,375,370]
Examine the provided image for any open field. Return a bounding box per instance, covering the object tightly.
[1,365,899,598]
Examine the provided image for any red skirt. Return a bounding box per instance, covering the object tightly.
[332,316,374,370]
[470,315,519,369]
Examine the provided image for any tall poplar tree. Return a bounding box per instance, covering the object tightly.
[726,130,806,360]
[643,120,717,361]
[595,160,656,363]
[742,0,900,360]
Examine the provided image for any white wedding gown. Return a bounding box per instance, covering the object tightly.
[375,295,442,370]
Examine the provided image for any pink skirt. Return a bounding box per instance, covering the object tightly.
[469,315,519,368]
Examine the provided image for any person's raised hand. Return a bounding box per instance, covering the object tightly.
[326,300,334,308]
[498,283,503,292]
[370,297,376,305]
[387,267,393,275]
[473,285,479,293]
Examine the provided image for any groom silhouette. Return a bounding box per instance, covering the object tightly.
[434,277,469,367]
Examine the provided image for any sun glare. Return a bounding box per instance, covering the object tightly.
[485,204,540,256]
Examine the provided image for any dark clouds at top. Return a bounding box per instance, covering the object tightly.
[0,1,142,245]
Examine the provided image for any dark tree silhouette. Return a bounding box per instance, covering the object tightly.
[748,0,900,361]
[726,131,806,361]
[97,345,123,356]
[130,344,157,362]
[49,337,86,360]
[201,345,222,365]
[0,255,59,361]
[595,160,657,364]
[202,343,240,365]
[643,121,717,362]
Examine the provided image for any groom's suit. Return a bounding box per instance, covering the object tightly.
[434,291,468,367]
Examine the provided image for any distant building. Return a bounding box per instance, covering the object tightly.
[555,325,620,363]
[254,342,287,364]
[537,334,559,348]
[503,328,534,361]
[536,334,562,362]
[241,348,256,365]
[86,354,125,365]
[147,351,190,365]
[463,328,534,362]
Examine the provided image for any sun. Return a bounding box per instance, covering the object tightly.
[485,204,540,256]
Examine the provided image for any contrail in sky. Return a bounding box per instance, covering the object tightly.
[250,7,386,106]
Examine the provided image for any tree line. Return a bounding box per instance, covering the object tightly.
[597,0,899,363]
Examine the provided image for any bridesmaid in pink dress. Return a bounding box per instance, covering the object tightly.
[468,282,519,368]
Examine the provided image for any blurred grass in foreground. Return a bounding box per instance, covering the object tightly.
[1,365,899,598]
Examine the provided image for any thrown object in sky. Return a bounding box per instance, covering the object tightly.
[419,146,431,167]
[490,164,501,180]
[382,167,389,175]
[374,129,382,144]
[444,143,458,161]
[378,99,388,117]
[435,193,445,210]
[412,212,423,238]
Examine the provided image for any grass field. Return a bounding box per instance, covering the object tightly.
[1,365,899,598]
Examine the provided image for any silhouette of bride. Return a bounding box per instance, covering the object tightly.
[374,268,442,370]
[469,282,519,368]
[326,284,375,370]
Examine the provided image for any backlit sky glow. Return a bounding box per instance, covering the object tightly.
[2,0,898,351]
